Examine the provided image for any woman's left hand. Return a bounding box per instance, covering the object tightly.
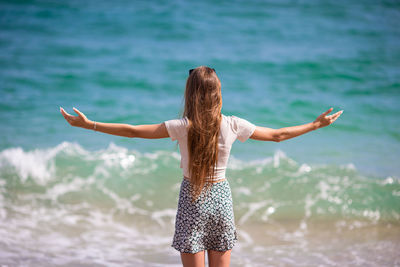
[60,107,90,128]
[313,107,343,129]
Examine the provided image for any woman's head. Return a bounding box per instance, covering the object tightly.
[184,66,222,122]
[183,66,222,203]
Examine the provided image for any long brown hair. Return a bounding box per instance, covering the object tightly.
[183,66,222,203]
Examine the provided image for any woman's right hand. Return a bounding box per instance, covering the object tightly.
[60,107,91,129]
[313,107,343,129]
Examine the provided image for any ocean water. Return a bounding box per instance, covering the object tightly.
[0,0,399,266]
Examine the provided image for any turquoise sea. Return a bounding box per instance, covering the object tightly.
[1,0,399,266]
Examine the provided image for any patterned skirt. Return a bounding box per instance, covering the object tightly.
[171,178,238,254]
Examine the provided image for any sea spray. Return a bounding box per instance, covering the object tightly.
[1,142,398,227]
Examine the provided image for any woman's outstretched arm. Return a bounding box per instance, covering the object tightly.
[60,107,169,139]
[250,107,343,142]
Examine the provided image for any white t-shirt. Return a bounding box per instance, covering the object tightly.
[164,114,256,181]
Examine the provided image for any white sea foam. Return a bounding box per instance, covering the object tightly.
[0,146,56,185]
[151,208,176,227]
[238,200,269,225]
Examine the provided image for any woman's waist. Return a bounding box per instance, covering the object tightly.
[183,176,226,183]
[183,166,227,183]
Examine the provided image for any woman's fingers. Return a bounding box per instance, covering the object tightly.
[60,107,73,124]
[326,111,339,119]
[327,110,343,118]
[73,107,85,119]
[327,110,343,124]
[323,107,333,116]
[60,107,70,120]
[60,106,89,128]
[61,108,72,120]
[331,110,343,119]
[60,107,82,126]
[60,107,72,117]
[314,108,343,128]
[334,110,343,120]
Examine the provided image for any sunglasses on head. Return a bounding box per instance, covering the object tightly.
[189,68,216,75]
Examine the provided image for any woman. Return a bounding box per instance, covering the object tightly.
[60,66,343,267]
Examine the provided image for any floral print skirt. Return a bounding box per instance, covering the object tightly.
[171,178,238,254]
